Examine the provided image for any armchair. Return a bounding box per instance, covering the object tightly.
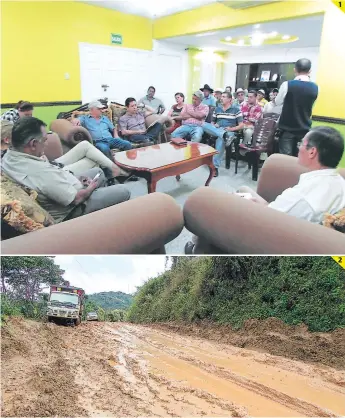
[2,193,184,255]
[183,154,345,254]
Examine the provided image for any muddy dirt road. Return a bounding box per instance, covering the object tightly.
[2,319,345,417]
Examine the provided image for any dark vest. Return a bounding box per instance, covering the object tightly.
[279,80,318,133]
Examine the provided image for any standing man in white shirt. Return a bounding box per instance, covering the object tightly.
[275,58,318,156]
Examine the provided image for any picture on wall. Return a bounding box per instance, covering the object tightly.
[260,70,271,81]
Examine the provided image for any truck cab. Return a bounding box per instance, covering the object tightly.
[47,285,85,326]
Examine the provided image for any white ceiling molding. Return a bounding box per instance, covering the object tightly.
[163,15,324,50]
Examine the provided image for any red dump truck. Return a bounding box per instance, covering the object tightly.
[47,283,85,326]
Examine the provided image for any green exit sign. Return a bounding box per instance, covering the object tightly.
[111,33,122,45]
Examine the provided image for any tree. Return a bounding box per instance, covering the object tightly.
[1,256,66,301]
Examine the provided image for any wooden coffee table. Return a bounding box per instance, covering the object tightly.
[114,142,217,193]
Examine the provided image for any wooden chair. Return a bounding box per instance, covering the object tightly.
[234,117,277,181]
[262,112,280,153]
[225,130,243,170]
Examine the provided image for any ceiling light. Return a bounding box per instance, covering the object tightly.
[225,36,232,41]
[251,31,265,46]
[237,39,244,46]
[282,35,290,40]
[196,32,217,37]
[254,24,260,29]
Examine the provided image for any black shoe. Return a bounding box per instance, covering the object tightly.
[184,241,195,255]
[214,168,219,177]
[115,175,139,184]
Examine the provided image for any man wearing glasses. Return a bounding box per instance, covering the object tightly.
[234,88,247,108]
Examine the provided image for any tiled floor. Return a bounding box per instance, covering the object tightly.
[126,157,258,254]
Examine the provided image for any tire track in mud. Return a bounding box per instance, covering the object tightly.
[122,324,345,417]
[100,324,244,417]
[2,319,345,417]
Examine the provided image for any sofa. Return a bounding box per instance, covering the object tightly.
[1,192,184,254]
[49,103,173,156]
[183,154,345,254]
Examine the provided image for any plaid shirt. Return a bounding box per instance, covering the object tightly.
[240,102,262,126]
[181,103,209,126]
[1,109,20,123]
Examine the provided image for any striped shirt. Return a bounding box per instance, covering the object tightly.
[212,104,243,128]
[1,109,20,123]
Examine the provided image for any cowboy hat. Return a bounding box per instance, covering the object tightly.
[200,84,214,93]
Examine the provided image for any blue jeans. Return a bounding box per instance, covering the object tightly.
[95,137,132,160]
[171,124,204,142]
[203,123,234,169]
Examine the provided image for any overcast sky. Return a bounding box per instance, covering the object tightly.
[53,256,167,295]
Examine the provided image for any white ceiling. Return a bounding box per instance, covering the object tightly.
[80,0,217,18]
[163,15,324,50]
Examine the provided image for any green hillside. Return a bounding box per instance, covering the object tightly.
[127,257,345,332]
[88,291,133,310]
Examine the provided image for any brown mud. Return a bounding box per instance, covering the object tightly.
[1,318,344,417]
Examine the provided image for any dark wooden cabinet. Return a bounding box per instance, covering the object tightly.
[235,64,250,90]
[236,62,295,97]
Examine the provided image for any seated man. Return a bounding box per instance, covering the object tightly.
[241,90,263,144]
[71,101,132,159]
[240,127,345,222]
[185,126,345,254]
[1,117,131,224]
[1,119,127,181]
[257,89,268,107]
[234,88,247,107]
[201,84,216,107]
[263,89,282,115]
[171,91,209,143]
[138,86,165,114]
[118,97,164,144]
[202,92,244,177]
[1,101,33,124]
[214,88,223,107]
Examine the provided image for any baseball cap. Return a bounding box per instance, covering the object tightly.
[88,100,104,110]
[236,88,245,95]
[258,89,266,95]
[193,90,204,100]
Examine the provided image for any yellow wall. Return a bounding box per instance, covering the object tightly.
[313,2,345,119]
[1,1,152,103]
[153,1,326,39]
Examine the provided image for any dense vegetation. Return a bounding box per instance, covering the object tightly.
[83,297,127,322]
[1,257,128,324]
[1,256,66,322]
[128,257,345,332]
[87,291,133,310]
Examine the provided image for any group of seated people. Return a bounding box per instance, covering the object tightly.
[1,57,345,246]
[0,84,287,180]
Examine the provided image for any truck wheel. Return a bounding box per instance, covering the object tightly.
[47,316,52,323]
[75,316,81,326]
